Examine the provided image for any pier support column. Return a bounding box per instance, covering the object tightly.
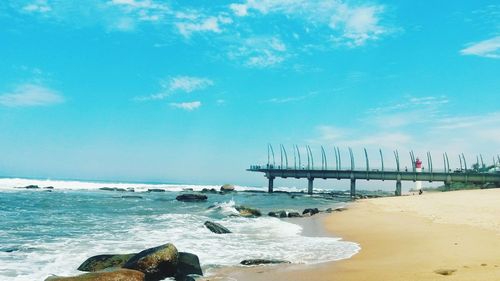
[350,179,356,197]
[308,177,314,195]
[268,176,275,193]
[395,180,402,196]
[444,181,452,191]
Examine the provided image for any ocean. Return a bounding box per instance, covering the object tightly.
[0,178,360,281]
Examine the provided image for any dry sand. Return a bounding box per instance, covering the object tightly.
[206,189,500,281]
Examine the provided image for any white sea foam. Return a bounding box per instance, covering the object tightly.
[0,177,259,192]
[0,180,359,281]
[0,211,359,280]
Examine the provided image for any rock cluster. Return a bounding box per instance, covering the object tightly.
[235,206,262,217]
[45,243,202,281]
[176,194,208,202]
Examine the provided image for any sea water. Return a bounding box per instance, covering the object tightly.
[0,178,360,281]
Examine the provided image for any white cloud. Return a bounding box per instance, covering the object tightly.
[460,36,500,59]
[266,92,316,104]
[0,84,64,107]
[228,0,389,47]
[170,101,201,111]
[175,13,234,38]
[137,76,213,101]
[229,36,288,68]
[22,0,51,13]
[168,76,214,93]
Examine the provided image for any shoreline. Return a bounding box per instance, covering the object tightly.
[207,189,500,281]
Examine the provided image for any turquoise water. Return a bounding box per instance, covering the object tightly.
[0,178,359,281]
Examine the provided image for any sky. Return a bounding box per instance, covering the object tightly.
[0,0,499,187]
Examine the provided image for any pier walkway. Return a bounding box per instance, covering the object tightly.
[248,145,500,196]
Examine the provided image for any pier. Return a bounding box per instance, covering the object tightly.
[248,145,500,196]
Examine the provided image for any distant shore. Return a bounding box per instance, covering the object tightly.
[208,189,500,281]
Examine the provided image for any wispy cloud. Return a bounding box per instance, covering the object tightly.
[228,0,391,47]
[265,92,316,103]
[175,13,232,38]
[22,0,51,14]
[170,101,201,111]
[137,76,214,101]
[228,36,288,68]
[460,36,500,59]
[0,83,64,107]
[366,96,449,128]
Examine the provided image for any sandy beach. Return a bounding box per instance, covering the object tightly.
[209,189,500,281]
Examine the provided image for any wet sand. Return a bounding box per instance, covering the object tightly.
[206,189,500,281]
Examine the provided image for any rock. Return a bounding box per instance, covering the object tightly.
[176,194,208,202]
[201,188,217,194]
[325,208,333,213]
[220,184,235,192]
[174,274,196,281]
[240,259,291,266]
[121,196,143,199]
[183,188,194,191]
[78,253,136,272]
[99,187,123,192]
[287,212,301,218]
[127,188,135,192]
[268,211,287,218]
[302,208,319,216]
[148,189,165,192]
[176,252,203,276]
[235,206,261,217]
[204,221,231,234]
[44,186,55,189]
[18,185,39,189]
[123,243,179,280]
[45,268,144,281]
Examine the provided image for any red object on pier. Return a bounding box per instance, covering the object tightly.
[415,158,422,169]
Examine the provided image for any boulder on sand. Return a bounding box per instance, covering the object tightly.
[176,194,208,202]
[287,212,302,218]
[268,211,287,218]
[220,184,235,192]
[123,243,179,280]
[176,252,203,276]
[204,221,231,234]
[45,268,145,281]
[77,253,136,272]
[302,208,319,216]
[236,206,261,217]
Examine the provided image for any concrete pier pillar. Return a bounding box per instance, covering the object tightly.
[350,178,356,197]
[308,177,314,195]
[395,180,402,196]
[268,176,275,193]
[444,181,452,191]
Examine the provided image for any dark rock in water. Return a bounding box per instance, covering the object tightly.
[325,208,333,213]
[268,211,287,218]
[201,188,217,194]
[17,185,39,189]
[121,195,143,199]
[236,206,261,217]
[123,243,179,280]
[1,247,19,253]
[99,187,122,192]
[44,186,54,189]
[302,208,319,216]
[204,221,231,234]
[287,212,301,218]
[78,253,136,272]
[45,268,145,281]
[176,194,208,202]
[176,252,203,276]
[220,184,235,192]
[240,259,291,266]
[183,188,194,191]
[148,188,165,192]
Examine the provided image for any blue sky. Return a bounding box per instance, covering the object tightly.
[0,0,499,186]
